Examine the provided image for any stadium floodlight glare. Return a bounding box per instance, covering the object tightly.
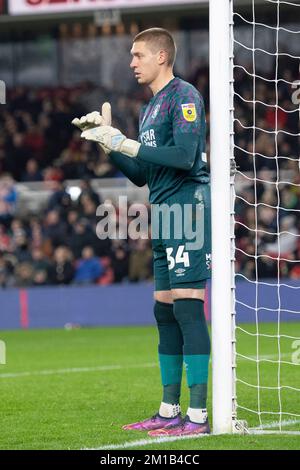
[67,186,82,201]
[210,0,300,435]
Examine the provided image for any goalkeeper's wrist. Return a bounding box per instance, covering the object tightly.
[120,139,141,158]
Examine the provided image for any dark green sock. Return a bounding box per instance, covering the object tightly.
[190,384,208,409]
[173,298,211,409]
[154,301,183,404]
[163,384,181,405]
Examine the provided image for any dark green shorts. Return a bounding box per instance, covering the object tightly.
[151,183,211,291]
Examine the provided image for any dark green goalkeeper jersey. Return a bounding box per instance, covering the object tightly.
[137,77,209,203]
[110,77,209,203]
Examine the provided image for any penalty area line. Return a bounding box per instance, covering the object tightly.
[0,362,157,379]
[0,353,289,379]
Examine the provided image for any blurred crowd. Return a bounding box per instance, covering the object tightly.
[0,82,147,182]
[0,177,153,288]
[0,61,299,287]
[233,64,300,280]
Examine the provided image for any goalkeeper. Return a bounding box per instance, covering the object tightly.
[72,28,211,437]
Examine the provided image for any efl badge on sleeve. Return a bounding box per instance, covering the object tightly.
[181,103,197,122]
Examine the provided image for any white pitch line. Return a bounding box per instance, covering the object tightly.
[0,353,296,380]
[0,362,157,379]
[250,418,300,431]
[249,429,300,436]
[83,433,211,451]
[250,430,300,435]
[85,418,300,450]
[237,353,293,361]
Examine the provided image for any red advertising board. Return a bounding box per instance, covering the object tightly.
[8,0,204,16]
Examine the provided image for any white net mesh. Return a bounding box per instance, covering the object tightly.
[232,0,300,433]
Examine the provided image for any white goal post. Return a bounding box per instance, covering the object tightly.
[210,0,300,435]
[209,0,236,435]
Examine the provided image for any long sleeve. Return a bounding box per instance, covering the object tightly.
[137,133,199,171]
[109,150,147,187]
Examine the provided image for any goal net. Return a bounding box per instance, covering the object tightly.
[210,0,300,435]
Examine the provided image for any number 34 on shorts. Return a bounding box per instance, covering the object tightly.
[166,244,211,281]
[153,241,211,291]
[166,245,189,271]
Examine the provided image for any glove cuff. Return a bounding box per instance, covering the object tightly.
[120,139,141,158]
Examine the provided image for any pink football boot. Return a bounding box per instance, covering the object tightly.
[122,412,182,431]
[148,415,210,436]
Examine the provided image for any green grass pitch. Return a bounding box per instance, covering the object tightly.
[0,324,299,450]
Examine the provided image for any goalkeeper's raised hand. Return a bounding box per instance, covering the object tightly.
[72,102,140,157]
[71,102,112,131]
[81,126,141,158]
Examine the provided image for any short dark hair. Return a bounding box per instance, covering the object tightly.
[133,28,177,67]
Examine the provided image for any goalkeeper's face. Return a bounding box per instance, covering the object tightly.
[130,41,162,85]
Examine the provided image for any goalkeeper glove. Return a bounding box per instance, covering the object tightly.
[81,125,141,158]
[72,102,113,154]
[71,102,112,131]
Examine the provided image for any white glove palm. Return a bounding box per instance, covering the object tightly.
[72,102,113,154]
[81,125,140,158]
[72,102,112,131]
[72,102,140,157]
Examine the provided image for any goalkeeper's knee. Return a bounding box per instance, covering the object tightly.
[154,301,183,355]
[173,298,211,356]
